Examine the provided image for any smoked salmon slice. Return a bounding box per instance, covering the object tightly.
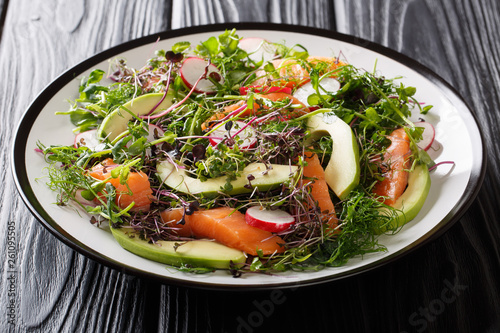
[89,158,153,212]
[372,128,412,206]
[301,152,338,229]
[160,207,285,256]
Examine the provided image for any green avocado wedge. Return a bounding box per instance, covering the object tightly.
[306,111,360,200]
[376,164,431,233]
[97,92,175,141]
[157,161,299,197]
[110,224,246,269]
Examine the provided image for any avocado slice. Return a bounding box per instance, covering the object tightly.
[306,111,360,200]
[110,225,246,269]
[157,161,298,197]
[97,92,175,141]
[377,164,431,232]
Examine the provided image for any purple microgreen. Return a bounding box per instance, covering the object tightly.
[428,160,455,172]
[185,201,200,215]
[165,51,184,63]
[254,111,280,124]
[225,120,233,132]
[191,144,206,162]
[244,174,255,190]
[209,71,222,82]
[155,189,188,206]
[143,62,212,120]
[145,62,174,116]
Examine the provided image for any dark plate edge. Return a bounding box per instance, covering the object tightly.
[11,22,487,291]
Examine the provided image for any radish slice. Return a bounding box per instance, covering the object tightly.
[74,129,105,151]
[179,57,224,94]
[146,124,165,142]
[293,77,341,107]
[426,140,443,160]
[239,85,292,95]
[209,121,257,150]
[238,37,276,64]
[210,121,257,149]
[415,121,435,151]
[245,206,295,232]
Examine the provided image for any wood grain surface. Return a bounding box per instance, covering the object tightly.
[1,0,499,332]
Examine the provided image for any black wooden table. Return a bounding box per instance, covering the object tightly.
[2,1,499,332]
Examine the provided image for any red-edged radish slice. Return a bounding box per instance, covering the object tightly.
[180,57,224,94]
[208,121,257,150]
[415,121,435,151]
[239,85,292,95]
[74,129,105,151]
[146,124,165,142]
[293,77,341,107]
[245,206,295,232]
[238,37,276,64]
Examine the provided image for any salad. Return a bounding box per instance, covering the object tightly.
[38,29,436,275]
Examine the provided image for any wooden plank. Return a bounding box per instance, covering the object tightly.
[0,0,170,331]
[336,0,500,332]
[0,0,7,42]
[171,0,335,30]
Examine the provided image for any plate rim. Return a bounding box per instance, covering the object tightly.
[11,22,487,290]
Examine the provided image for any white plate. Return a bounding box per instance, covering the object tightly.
[12,24,485,290]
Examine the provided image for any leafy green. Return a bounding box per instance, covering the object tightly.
[78,69,107,103]
[195,143,249,190]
